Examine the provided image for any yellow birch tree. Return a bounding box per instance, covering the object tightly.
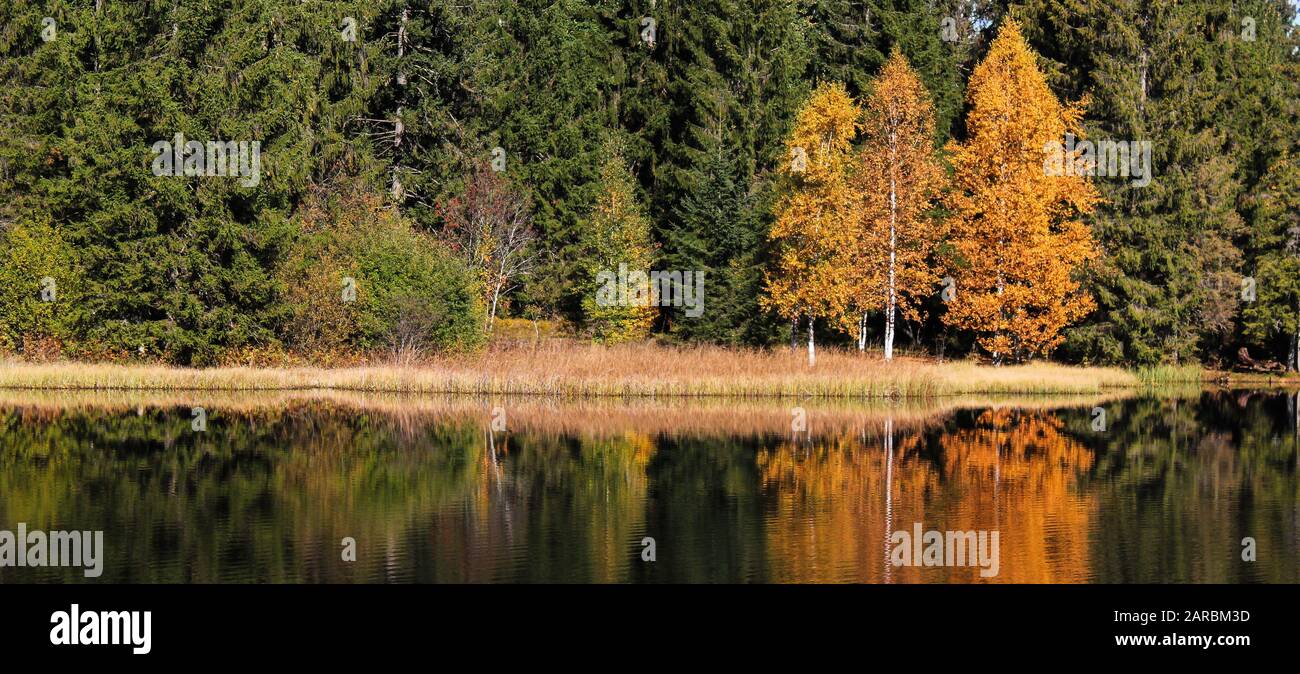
[763,82,861,366]
[942,18,1100,362]
[852,49,947,361]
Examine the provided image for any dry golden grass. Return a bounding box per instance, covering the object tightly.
[0,341,1173,398]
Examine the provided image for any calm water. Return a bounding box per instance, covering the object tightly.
[0,391,1295,583]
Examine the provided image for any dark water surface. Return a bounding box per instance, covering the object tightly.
[0,391,1295,583]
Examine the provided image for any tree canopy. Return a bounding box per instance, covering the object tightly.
[0,1,1296,368]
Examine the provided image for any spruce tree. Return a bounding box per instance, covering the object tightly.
[1017,0,1298,366]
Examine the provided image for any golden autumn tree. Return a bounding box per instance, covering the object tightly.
[943,19,1100,362]
[763,82,862,366]
[851,49,947,360]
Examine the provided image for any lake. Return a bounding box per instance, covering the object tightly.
[0,389,1295,583]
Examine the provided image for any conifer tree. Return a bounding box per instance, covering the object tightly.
[805,0,964,142]
[663,147,769,344]
[1242,153,1300,368]
[651,0,810,344]
[0,0,382,363]
[1016,0,1298,365]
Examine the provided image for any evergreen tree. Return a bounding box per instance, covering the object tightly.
[1242,153,1300,368]
[0,1,459,363]
[477,0,630,322]
[580,150,658,343]
[663,147,771,344]
[805,0,964,142]
[0,1,366,362]
[1016,0,1299,366]
[646,0,810,342]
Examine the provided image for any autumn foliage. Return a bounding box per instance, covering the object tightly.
[941,19,1100,361]
[763,21,1103,364]
[852,49,946,360]
[580,153,658,344]
[763,82,862,365]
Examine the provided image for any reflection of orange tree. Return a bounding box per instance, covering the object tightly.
[936,409,1096,583]
[757,430,939,583]
[756,410,1096,583]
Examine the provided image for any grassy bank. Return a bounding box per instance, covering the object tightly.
[0,343,1202,398]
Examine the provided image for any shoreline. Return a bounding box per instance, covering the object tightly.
[0,344,1216,398]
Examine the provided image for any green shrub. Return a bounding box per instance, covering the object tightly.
[0,219,82,357]
[278,184,485,360]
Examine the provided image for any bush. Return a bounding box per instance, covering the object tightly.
[0,219,82,357]
[278,184,486,360]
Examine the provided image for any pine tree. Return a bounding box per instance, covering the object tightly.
[652,0,811,344]
[664,147,769,344]
[805,0,964,143]
[361,1,494,219]
[1016,0,1298,366]
[1242,153,1300,368]
[0,1,451,363]
[0,1,361,362]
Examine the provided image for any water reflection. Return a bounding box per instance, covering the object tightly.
[0,391,1294,583]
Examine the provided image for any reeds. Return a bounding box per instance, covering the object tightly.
[0,342,1166,398]
[1134,364,1205,385]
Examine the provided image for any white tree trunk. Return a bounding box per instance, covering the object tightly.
[858,312,868,351]
[884,173,897,361]
[807,316,816,367]
[1291,329,1299,372]
[487,286,501,332]
[1284,304,1294,372]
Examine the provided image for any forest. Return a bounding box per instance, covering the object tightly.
[1,0,1297,369]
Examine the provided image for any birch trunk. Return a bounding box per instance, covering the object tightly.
[884,172,897,361]
[807,316,816,367]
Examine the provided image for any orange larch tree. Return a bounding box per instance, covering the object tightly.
[942,18,1100,362]
[763,82,862,367]
[852,49,947,361]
